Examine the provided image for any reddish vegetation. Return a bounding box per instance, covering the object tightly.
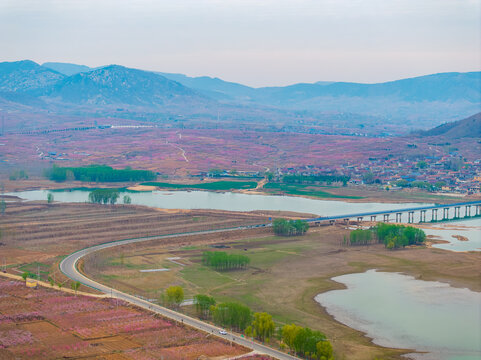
[0,278,249,359]
[1,124,459,176]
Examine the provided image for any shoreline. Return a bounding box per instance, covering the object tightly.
[313,269,481,359]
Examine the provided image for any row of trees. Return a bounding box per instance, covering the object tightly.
[45,165,156,182]
[348,229,373,246]
[88,189,120,204]
[281,174,350,186]
[211,302,253,331]
[202,251,250,271]
[374,223,426,249]
[273,219,309,236]
[281,324,333,359]
[166,287,334,358]
[395,179,446,192]
[9,170,28,180]
[344,224,426,249]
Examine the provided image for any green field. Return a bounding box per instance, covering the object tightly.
[263,182,363,199]
[141,181,257,191]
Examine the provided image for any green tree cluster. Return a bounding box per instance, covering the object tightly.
[45,165,156,182]
[349,229,373,245]
[88,189,120,205]
[375,223,426,249]
[212,302,252,331]
[272,219,309,236]
[193,294,216,319]
[202,251,250,271]
[247,312,275,342]
[165,286,184,308]
[281,324,332,359]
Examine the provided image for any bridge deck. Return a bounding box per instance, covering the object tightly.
[307,200,481,222]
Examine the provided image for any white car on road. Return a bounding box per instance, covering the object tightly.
[219,330,227,335]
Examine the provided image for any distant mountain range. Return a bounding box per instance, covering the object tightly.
[0,60,479,131]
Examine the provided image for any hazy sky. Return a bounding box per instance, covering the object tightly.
[1,0,480,86]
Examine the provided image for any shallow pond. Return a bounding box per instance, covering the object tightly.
[315,270,481,360]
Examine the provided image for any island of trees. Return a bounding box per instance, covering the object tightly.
[88,189,120,205]
[45,165,156,182]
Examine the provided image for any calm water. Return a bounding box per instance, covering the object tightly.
[315,270,481,360]
[420,218,481,252]
[9,189,431,217]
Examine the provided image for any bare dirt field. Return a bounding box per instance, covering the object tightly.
[0,277,250,359]
[0,200,269,292]
[83,224,481,360]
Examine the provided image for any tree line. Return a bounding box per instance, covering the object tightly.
[281,174,350,186]
[88,189,120,205]
[344,224,426,249]
[202,251,250,271]
[273,219,309,236]
[165,286,333,358]
[45,165,156,182]
[375,223,426,249]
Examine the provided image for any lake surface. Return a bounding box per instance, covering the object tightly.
[420,218,481,252]
[315,270,481,360]
[9,189,431,217]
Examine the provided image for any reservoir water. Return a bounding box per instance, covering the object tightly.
[315,270,481,360]
[9,189,480,251]
[9,189,430,217]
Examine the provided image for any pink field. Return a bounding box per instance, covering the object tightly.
[0,278,249,359]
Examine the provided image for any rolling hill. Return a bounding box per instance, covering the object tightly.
[421,112,481,138]
[42,65,211,108]
[0,60,64,92]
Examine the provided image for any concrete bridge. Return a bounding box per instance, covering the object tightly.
[307,200,481,225]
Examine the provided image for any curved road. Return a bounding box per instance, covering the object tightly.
[60,227,299,360]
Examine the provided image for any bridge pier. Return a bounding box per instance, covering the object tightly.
[329,220,336,225]
[420,210,427,223]
[431,208,438,221]
[408,211,414,223]
[357,216,363,222]
[383,214,390,222]
[443,208,449,220]
[370,215,376,222]
[454,206,460,218]
[395,213,402,223]
[344,218,350,225]
[476,205,481,216]
[465,205,471,217]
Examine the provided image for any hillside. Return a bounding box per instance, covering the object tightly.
[42,65,213,109]
[0,60,64,92]
[0,60,479,130]
[421,112,481,138]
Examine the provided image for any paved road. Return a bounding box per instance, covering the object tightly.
[60,228,299,360]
